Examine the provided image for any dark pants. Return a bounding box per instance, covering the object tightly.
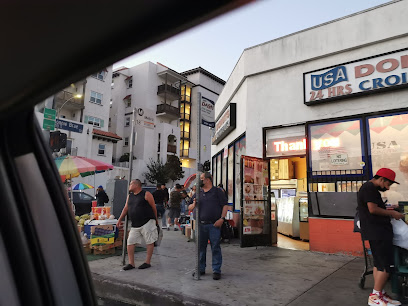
[156,204,166,227]
[199,223,222,274]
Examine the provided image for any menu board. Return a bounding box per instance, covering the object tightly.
[242,156,269,235]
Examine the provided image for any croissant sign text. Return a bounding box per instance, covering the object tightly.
[304,49,408,104]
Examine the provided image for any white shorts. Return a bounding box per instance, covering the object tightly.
[127,219,158,246]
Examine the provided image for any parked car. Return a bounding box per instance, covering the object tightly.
[68,191,96,216]
[0,2,246,305]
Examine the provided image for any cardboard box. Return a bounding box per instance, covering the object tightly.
[185,227,192,239]
[90,225,115,246]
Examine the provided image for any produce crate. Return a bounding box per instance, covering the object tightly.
[83,242,91,254]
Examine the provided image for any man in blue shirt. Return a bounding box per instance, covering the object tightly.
[189,172,228,280]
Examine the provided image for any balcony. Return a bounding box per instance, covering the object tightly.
[167,144,177,154]
[54,90,84,111]
[156,104,180,120]
[157,84,181,101]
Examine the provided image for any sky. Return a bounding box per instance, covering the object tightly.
[113,0,391,82]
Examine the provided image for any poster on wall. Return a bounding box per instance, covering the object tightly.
[241,156,270,238]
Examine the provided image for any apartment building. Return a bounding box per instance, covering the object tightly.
[35,66,125,189]
[109,62,225,185]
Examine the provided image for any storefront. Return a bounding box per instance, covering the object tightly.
[211,1,408,254]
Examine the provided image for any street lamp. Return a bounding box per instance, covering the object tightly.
[57,93,82,118]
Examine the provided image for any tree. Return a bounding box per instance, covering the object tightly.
[119,153,136,162]
[165,155,184,183]
[143,158,169,184]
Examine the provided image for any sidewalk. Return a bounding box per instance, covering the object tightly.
[89,229,397,306]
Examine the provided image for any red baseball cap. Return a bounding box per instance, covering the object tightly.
[375,168,400,184]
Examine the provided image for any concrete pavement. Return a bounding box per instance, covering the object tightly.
[89,229,400,306]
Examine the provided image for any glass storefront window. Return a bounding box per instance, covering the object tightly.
[310,119,364,172]
[235,137,246,211]
[228,146,234,204]
[222,149,227,194]
[217,154,222,186]
[212,156,217,182]
[368,112,408,204]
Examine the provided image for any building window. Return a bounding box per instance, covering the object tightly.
[181,85,191,102]
[98,144,105,155]
[125,99,131,107]
[368,112,408,203]
[127,77,133,88]
[124,137,129,146]
[234,136,246,211]
[108,118,111,127]
[125,117,130,127]
[307,119,366,194]
[90,91,103,105]
[92,71,106,81]
[87,116,102,127]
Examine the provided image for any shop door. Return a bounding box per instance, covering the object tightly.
[240,155,272,247]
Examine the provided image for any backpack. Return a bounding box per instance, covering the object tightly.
[103,191,109,203]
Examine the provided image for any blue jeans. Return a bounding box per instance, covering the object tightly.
[156,204,166,227]
[199,223,222,274]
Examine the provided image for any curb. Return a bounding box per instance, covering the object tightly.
[92,273,222,306]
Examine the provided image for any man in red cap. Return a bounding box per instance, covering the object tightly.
[358,168,404,306]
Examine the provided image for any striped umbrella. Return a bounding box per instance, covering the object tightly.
[55,155,114,181]
[73,183,94,190]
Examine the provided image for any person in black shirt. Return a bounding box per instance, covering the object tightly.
[153,184,167,229]
[358,168,403,306]
[189,172,228,280]
[117,179,158,271]
[96,185,109,207]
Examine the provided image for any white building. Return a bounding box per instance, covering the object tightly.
[109,62,225,186]
[35,66,125,190]
[211,1,408,254]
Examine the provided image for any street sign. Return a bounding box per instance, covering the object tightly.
[44,108,56,120]
[43,108,56,131]
[43,118,55,131]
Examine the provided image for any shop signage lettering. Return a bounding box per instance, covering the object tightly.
[312,137,340,151]
[201,96,215,128]
[212,103,236,145]
[304,49,408,105]
[330,154,349,165]
[274,139,306,152]
[266,136,306,158]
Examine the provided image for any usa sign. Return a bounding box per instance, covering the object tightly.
[304,49,408,105]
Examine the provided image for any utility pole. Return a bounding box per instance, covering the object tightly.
[194,92,202,280]
[122,108,136,265]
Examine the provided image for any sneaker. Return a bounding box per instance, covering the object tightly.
[161,226,167,229]
[382,292,401,305]
[122,264,135,271]
[368,293,388,306]
[174,227,179,231]
[138,263,151,269]
[213,273,221,280]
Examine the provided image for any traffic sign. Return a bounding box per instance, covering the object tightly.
[44,108,57,120]
[43,118,55,131]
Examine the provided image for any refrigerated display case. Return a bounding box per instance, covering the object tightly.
[276,196,300,238]
[299,197,309,241]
